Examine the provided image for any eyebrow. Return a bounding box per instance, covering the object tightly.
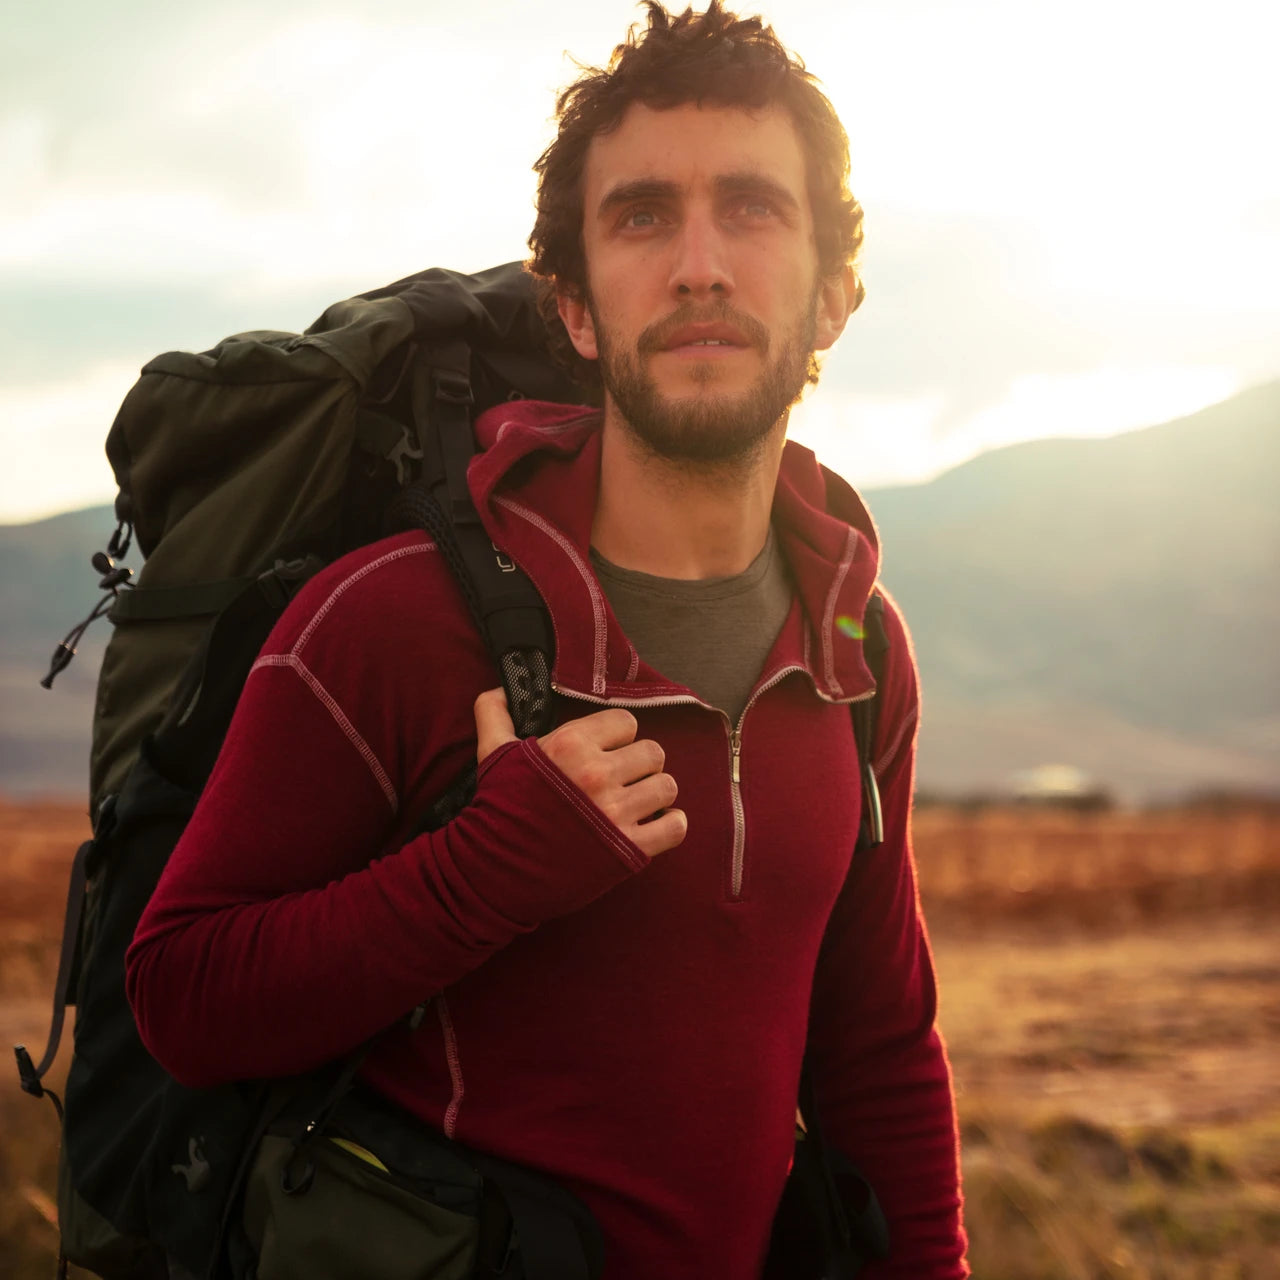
[597,178,681,221]
[596,170,802,221]
[715,170,802,216]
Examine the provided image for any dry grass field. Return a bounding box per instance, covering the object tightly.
[2,796,1278,1277]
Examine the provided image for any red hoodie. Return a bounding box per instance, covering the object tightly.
[127,401,967,1278]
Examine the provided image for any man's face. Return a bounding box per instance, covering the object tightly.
[559,102,849,466]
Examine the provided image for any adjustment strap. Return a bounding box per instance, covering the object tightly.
[12,789,112,1106]
[797,1060,854,1259]
[501,1184,592,1280]
[453,521,554,660]
[416,340,476,525]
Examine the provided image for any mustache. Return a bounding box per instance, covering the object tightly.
[636,304,770,355]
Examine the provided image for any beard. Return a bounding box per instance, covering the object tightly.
[590,293,817,467]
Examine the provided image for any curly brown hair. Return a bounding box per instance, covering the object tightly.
[527,1,865,391]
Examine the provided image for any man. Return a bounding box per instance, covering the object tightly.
[127,3,968,1276]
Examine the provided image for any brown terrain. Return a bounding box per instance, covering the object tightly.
[2,796,1278,1278]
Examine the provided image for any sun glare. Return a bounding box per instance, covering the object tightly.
[791,365,1242,490]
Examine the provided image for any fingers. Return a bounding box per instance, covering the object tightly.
[631,806,688,860]
[594,768,679,831]
[538,710,684,860]
[563,707,640,752]
[473,688,517,764]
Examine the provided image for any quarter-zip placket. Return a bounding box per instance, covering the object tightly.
[722,668,880,901]
[556,668,877,903]
[555,682,754,900]
[720,665,805,902]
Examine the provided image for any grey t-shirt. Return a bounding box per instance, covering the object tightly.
[590,528,793,724]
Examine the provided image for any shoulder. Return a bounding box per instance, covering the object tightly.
[869,585,921,778]
[257,530,473,664]
[241,530,495,794]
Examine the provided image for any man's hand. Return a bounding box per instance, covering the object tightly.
[474,689,687,859]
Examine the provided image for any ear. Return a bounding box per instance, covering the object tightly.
[556,286,599,361]
[812,263,862,352]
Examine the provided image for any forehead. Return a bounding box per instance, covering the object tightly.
[582,101,809,212]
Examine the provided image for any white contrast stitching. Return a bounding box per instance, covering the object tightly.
[293,542,434,656]
[494,497,609,695]
[249,653,397,812]
[523,741,649,873]
[436,995,465,1139]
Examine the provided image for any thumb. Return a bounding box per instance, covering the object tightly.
[474,687,518,764]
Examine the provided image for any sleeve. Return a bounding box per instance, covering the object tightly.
[126,590,649,1090]
[806,596,969,1278]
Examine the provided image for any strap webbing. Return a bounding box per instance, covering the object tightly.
[14,834,93,1091]
[798,1063,854,1261]
[501,1185,592,1280]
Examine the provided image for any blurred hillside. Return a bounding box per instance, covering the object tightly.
[869,380,1280,802]
[1,381,1277,801]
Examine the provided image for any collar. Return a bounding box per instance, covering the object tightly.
[469,401,880,704]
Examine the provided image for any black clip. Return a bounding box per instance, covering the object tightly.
[15,1044,43,1098]
[107,520,133,561]
[14,1045,64,1121]
[41,535,135,688]
[92,551,133,592]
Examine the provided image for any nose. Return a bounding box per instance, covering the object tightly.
[668,208,734,300]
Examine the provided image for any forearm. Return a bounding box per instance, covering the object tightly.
[126,671,646,1087]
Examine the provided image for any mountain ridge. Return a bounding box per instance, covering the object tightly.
[3,381,1276,802]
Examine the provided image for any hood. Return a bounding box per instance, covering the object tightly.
[467,401,881,704]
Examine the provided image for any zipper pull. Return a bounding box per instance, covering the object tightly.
[730,729,742,784]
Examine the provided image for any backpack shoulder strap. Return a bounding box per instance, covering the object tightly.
[851,589,890,852]
[414,338,555,739]
[388,339,556,837]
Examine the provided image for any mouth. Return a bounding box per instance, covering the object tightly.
[660,324,750,355]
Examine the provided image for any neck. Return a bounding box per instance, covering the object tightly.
[591,410,787,579]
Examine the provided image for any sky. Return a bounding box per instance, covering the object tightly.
[2,0,1278,522]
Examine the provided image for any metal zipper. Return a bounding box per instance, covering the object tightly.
[722,666,804,900]
[551,685,706,712]
[556,673,877,903]
[721,667,878,901]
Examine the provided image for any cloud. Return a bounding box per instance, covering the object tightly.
[0,362,134,523]
[2,0,1278,521]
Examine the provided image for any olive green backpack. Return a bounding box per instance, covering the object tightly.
[15,262,594,1279]
[15,259,889,1279]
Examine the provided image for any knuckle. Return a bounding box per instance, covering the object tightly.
[577,760,608,795]
[541,721,581,760]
